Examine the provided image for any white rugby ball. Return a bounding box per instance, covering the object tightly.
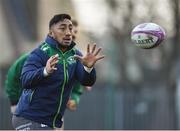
[131,23,166,49]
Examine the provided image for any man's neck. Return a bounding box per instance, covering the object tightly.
[61,48,67,53]
[58,45,68,53]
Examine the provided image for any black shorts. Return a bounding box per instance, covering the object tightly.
[12,115,53,130]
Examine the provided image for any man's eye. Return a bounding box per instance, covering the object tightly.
[59,28,65,30]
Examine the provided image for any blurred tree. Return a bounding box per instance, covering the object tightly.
[105,0,180,88]
[106,0,137,86]
[102,0,179,129]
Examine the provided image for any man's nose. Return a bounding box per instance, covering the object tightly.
[65,29,71,35]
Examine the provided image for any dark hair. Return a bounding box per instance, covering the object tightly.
[72,19,78,27]
[49,14,71,29]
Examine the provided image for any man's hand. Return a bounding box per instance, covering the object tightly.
[45,54,59,74]
[74,43,105,68]
[67,99,77,111]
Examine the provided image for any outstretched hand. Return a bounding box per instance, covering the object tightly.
[74,43,105,68]
[45,54,59,74]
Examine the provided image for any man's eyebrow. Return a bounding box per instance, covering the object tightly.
[59,24,66,27]
[59,24,73,27]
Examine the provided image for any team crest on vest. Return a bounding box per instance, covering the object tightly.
[67,56,76,64]
[41,46,49,51]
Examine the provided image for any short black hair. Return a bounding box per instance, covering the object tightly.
[49,14,71,29]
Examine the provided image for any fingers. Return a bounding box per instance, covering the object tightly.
[94,47,102,56]
[87,44,90,54]
[96,55,105,61]
[51,54,59,61]
[48,54,59,63]
[50,59,59,68]
[46,54,59,73]
[86,43,105,61]
[88,43,102,56]
[50,54,59,67]
[91,43,96,54]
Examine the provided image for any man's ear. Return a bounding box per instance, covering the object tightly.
[49,31,53,36]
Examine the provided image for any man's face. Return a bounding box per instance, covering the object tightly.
[49,19,73,47]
